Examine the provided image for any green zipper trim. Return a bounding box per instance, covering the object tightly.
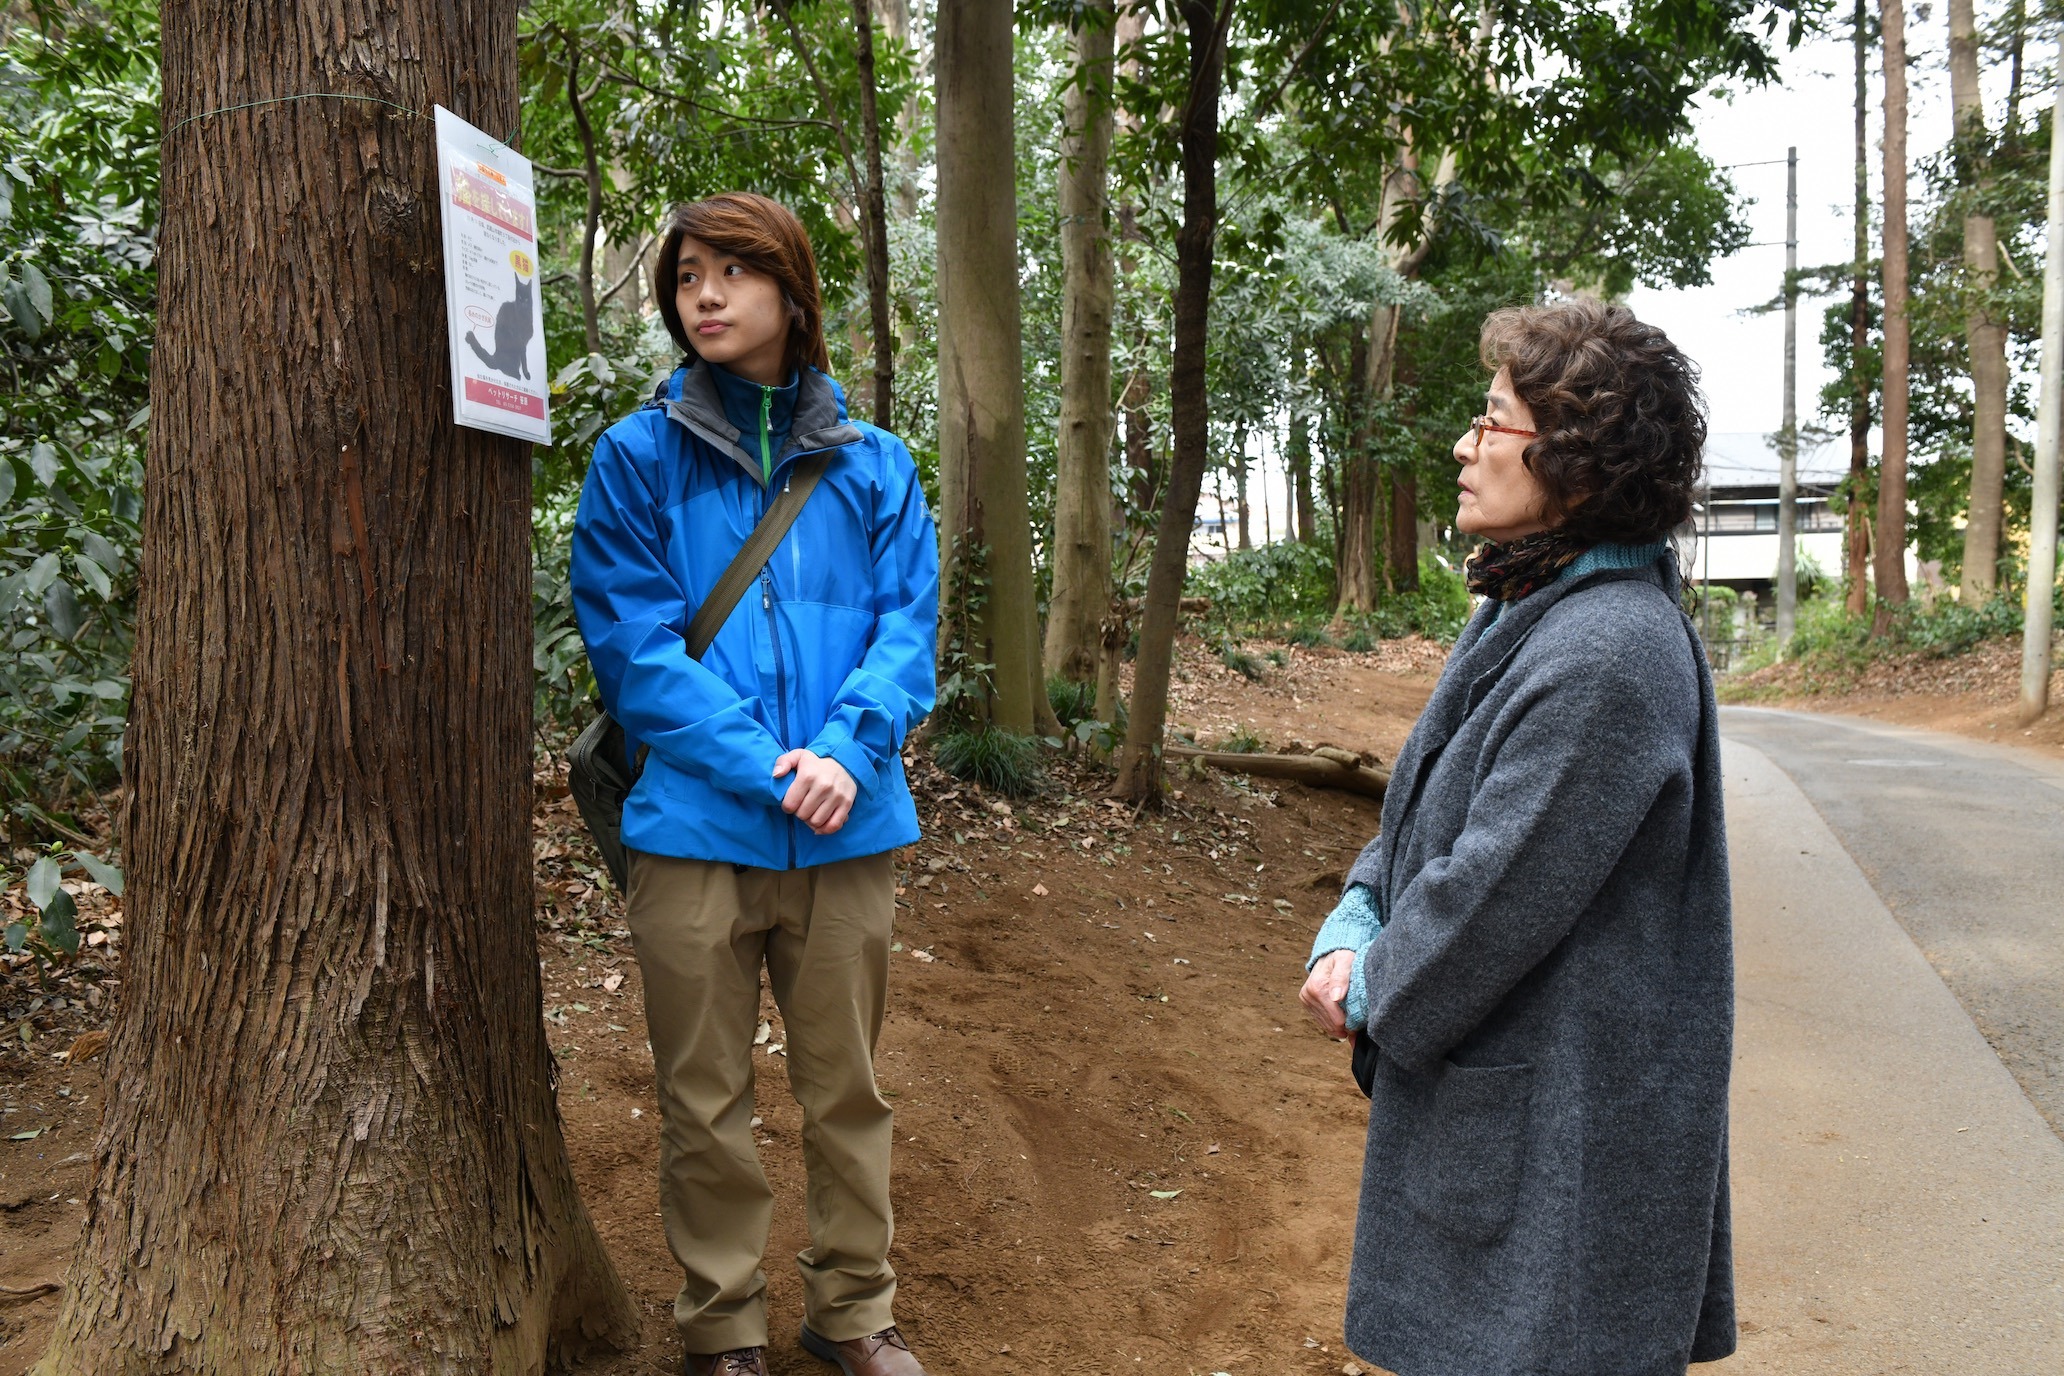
[758,386,773,486]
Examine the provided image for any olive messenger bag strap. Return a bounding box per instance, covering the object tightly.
[568,449,835,891]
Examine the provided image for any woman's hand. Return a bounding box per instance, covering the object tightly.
[1300,948,1358,1042]
[774,750,857,835]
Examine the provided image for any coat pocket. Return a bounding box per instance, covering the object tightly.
[1404,1060,1534,1246]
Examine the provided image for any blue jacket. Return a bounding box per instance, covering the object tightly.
[571,361,939,870]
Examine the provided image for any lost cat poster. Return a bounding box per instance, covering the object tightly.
[434,106,550,444]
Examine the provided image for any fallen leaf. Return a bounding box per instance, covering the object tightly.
[9,1128,44,1141]
[754,1020,772,1046]
[909,948,936,963]
[1149,1189,1181,1200]
[602,972,624,993]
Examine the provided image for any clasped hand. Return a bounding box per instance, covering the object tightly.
[1299,948,1357,1042]
[774,750,856,835]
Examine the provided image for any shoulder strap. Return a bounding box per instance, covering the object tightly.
[684,450,834,659]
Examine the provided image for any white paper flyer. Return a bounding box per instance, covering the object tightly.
[434,106,551,443]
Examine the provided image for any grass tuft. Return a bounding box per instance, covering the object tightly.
[932,725,1045,798]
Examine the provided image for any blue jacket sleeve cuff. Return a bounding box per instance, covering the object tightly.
[1308,882,1383,970]
[1345,944,1372,1032]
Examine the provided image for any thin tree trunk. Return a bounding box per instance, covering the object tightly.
[566,44,603,356]
[1951,0,2008,601]
[1876,0,1913,632]
[1044,0,1117,686]
[852,0,895,427]
[36,5,638,1371]
[1115,0,1229,803]
[878,0,921,221]
[1234,425,1252,549]
[1123,368,1157,514]
[936,0,1045,734]
[1291,396,1317,544]
[2006,0,2027,136]
[1849,0,1874,616]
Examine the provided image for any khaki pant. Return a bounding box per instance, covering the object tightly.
[626,849,899,1351]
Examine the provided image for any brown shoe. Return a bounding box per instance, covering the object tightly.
[684,1349,768,1376]
[799,1324,925,1376]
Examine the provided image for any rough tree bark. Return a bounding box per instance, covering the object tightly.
[1115,0,1230,803]
[34,5,638,1372]
[1044,0,1118,686]
[936,0,1048,734]
[1950,0,2008,601]
[1876,0,1913,632]
[851,0,896,428]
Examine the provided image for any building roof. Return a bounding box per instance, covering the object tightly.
[1702,431,1849,489]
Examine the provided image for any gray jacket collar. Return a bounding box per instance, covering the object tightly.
[1375,555,1683,896]
[664,362,863,488]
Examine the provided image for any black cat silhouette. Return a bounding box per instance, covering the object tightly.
[466,271,535,381]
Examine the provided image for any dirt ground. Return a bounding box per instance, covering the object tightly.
[1720,634,2064,762]
[0,636,1440,1376]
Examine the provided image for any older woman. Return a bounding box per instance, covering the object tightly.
[1298,301,1733,1376]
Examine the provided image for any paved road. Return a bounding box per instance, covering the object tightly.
[1720,731,2064,1373]
[1721,707,2064,1135]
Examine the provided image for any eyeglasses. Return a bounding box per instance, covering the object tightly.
[1470,415,1538,447]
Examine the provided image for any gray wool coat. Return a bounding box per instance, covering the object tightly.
[1342,557,1734,1376]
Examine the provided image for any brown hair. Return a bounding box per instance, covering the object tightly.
[1480,300,1706,544]
[653,192,831,375]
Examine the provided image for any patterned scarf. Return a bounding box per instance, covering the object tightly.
[1464,529,1592,603]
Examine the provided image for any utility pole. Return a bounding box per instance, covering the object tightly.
[1778,144,1800,647]
[2020,36,2064,724]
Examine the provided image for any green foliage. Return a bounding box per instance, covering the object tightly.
[932,724,1043,798]
[1219,643,1266,680]
[0,4,156,831]
[1187,540,1337,625]
[1214,724,1265,754]
[4,844,120,974]
[1046,674,1096,728]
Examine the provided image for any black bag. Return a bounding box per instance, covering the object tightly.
[568,450,833,891]
[1352,1031,1378,1098]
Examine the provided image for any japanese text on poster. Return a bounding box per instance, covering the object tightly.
[434,106,550,443]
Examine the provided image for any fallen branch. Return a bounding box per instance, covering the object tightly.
[1166,744,1389,800]
[1,1280,60,1301]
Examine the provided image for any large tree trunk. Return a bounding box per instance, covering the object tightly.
[1950,0,2009,601]
[1044,0,1118,686]
[936,0,1046,734]
[35,6,638,1372]
[1848,0,1874,616]
[1115,0,1227,803]
[852,0,896,428]
[1875,0,1913,633]
[1387,464,1419,591]
[1335,322,1382,614]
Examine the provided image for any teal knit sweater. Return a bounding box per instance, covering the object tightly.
[1307,539,1675,1029]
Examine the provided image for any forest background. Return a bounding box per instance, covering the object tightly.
[4,0,2064,1368]
[1,0,2060,933]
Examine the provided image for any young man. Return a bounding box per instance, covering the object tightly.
[571,193,937,1376]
